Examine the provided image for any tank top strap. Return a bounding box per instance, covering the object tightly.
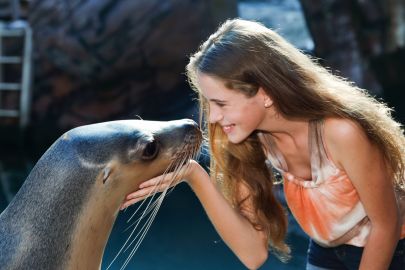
[257,132,287,173]
[259,119,339,184]
[309,119,339,184]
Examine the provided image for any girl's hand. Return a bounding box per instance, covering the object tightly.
[120,160,200,209]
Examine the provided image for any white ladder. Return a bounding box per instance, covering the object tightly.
[0,10,32,128]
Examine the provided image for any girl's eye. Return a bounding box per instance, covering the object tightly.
[216,102,226,107]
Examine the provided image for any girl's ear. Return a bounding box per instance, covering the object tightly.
[258,87,273,108]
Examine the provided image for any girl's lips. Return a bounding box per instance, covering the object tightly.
[222,124,235,134]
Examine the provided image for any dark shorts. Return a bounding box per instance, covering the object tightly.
[306,238,405,270]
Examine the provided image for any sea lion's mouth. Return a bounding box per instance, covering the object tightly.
[171,132,202,160]
[165,131,202,174]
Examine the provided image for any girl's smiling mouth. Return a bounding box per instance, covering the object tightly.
[222,124,235,134]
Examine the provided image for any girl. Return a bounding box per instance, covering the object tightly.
[122,19,405,270]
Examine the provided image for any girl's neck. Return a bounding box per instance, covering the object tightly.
[259,113,309,145]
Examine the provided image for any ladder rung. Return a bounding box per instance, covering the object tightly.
[0,28,25,37]
[0,109,19,117]
[0,56,22,64]
[0,83,21,90]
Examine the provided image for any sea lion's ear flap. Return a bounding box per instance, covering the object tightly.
[102,166,112,184]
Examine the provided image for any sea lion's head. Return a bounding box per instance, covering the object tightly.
[60,119,202,203]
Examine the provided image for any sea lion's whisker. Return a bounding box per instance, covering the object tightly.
[126,162,175,223]
[123,198,160,232]
[126,185,160,223]
[107,168,174,270]
[121,159,182,248]
[122,197,163,254]
[124,162,177,231]
[106,201,154,269]
[121,194,166,269]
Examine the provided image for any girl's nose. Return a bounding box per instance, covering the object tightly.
[208,108,223,123]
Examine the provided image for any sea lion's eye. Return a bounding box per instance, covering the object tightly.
[141,140,159,160]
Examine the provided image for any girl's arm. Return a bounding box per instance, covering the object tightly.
[324,118,401,270]
[122,160,269,270]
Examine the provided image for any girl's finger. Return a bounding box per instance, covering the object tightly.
[139,163,191,189]
[139,175,167,189]
[139,173,178,189]
[120,198,141,210]
[121,183,170,209]
[126,189,150,200]
[126,185,161,200]
[123,168,189,207]
[122,189,159,208]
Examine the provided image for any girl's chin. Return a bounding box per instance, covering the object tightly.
[226,134,247,144]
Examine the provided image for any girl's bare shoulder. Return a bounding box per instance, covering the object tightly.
[322,117,372,168]
[323,117,367,144]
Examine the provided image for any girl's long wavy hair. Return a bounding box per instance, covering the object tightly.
[186,19,405,256]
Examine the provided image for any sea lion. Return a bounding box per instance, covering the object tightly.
[0,119,202,270]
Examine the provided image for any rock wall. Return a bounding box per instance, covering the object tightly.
[1,0,237,143]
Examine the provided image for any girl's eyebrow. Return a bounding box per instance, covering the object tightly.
[209,98,227,103]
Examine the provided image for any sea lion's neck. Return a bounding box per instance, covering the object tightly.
[0,149,101,269]
[65,176,123,269]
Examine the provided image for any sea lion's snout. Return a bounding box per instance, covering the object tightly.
[174,118,202,146]
[178,118,200,133]
[161,119,202,157]
[160,118,201,139]
[174,120,202,164]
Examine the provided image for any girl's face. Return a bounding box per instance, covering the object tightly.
[197,73,270,144]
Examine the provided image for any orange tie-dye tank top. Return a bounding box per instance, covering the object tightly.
[260,119,405,247]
